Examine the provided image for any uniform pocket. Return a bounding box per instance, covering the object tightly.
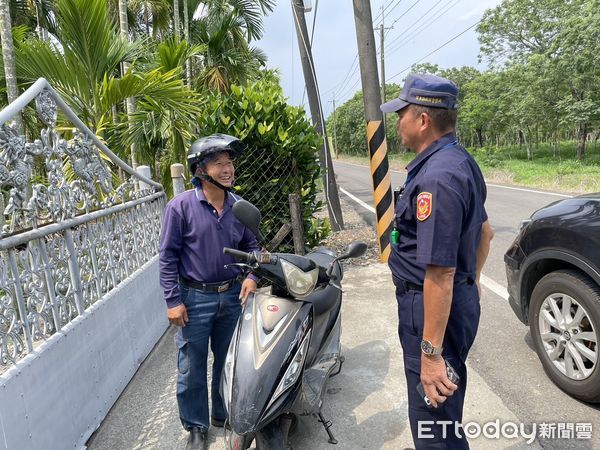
[394,198,410,224]
[411,292,424,337]
[397,290,416,335]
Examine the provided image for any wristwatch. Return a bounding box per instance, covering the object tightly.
[421,339,443,356]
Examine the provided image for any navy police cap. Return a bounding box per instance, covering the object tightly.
[380,73,459,113]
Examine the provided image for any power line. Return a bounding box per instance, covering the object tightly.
[386,0,421,29]
[336,75,362,101]
[386,0,462,56]
[385,0,443,49]
[372,0,402,26]
[309,0,319,44]
[387,19,482,82]
[324,54,359,98]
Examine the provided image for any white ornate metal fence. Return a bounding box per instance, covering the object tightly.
[0,78,165,372]
[0,79,168,450]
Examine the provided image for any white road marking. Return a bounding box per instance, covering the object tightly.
[336,161,573,198]
[479,274,509,301]
[340,188,511,301]
[485,183,572,198]
[340,188,375,214]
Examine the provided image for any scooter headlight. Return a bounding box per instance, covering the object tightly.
[280,259,318,298]
[269,329,311,406]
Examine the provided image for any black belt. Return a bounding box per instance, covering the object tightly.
[392,275,474,293]
[180,276,237,293]
[392,275,423,292]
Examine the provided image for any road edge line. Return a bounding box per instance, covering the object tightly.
[340,187,509,301]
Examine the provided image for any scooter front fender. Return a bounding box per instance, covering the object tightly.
[224,291,313,434]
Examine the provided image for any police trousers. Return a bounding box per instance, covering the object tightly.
[175,283,242,431]
[396,283,480,449]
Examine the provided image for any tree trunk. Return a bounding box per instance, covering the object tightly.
[476,128,484,148]
[523,130,532,161]
[173,0,180,40]
[145,3,150,35]
[118,0,137,168]
[183,0,192,87]
[0,0,23,133]
[577,122,587,160]
[33,1,48,40]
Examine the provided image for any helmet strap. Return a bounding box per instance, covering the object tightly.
[195,172,232,192]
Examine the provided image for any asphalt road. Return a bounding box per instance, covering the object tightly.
[333,160,599,449]
[87,162,598,450]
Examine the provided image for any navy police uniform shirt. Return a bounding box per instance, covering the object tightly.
[388,132,487,284]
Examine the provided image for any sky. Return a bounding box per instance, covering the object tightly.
[256,0,503,119]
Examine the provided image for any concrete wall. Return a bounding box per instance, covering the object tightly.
[0,256,168,450]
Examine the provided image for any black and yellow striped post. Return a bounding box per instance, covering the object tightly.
[367,120,394,262]
[353,0,394,261]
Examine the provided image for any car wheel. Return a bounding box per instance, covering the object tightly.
[530,270,600,402]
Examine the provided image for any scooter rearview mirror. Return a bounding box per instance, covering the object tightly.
[326,241,368,280]
[232,200,265,243]
[342,241,368,259]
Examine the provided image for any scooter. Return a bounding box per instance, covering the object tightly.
[220,200,367,449]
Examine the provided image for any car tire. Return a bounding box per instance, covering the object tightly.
[530,269,600,403]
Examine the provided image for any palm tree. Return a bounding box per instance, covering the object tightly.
[193,8,267,93]
[172,0,179,40]
[0,0,23,132]
[14,0,202,172]
[129,0,171,37]
[8,0,56,38]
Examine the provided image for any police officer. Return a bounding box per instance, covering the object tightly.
[381,74,494,449]
[159,134,259,450]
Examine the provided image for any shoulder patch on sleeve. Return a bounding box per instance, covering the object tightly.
[416,192,432,221]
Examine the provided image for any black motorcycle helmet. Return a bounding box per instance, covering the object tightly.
[187,133,246,175]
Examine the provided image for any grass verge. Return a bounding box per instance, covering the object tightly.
[334,141,600,194]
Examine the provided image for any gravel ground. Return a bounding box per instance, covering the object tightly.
[314,195,381,266]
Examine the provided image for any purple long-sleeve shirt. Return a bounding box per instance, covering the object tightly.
[159,188,259,308]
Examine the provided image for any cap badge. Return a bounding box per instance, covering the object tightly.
[416,192,432,221]
[415,96,443,104]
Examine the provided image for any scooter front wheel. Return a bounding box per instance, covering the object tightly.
[254,419,285,450]
[226,430,253,450]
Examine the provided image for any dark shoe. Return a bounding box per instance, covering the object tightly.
[211,416,231,430]
[211,417,225,427]
[185,427,208,450]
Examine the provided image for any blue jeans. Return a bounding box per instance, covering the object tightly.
[175,283,242,431]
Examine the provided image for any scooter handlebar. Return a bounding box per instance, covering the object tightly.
[223,247,254,263]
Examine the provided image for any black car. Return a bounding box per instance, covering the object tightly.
[504,193,600,403]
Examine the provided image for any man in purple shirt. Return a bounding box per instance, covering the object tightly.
[159,134,259,450]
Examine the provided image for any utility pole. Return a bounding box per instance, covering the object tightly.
[380,6,386,107]
[378,6,393,132]
[352,0,393,261]
[332,95,338,158]
[291,0,344,231]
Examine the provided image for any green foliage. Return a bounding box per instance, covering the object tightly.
[306,217,331,248]
[191,4,268,93]
[331,0,600,166]
[11,0,203,197]
[475,0,600,159]
[198,74,328,250]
